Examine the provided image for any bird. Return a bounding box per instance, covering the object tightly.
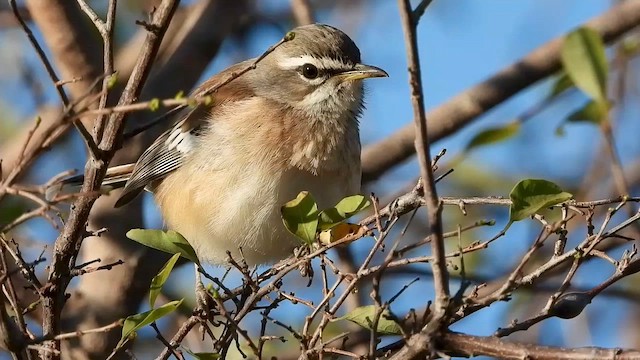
[50,24,387,266]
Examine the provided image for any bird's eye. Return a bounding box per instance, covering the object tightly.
[301,64,319,79]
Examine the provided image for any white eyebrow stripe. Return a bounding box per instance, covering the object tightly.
[277,55,353,71]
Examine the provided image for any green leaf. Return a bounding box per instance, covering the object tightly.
[567,100,608,125]
[464,121,520,152]
[0,200,28,227]
[509,179,573,222]
[149,253,181,308]
[284,31,296,41]
[119,299,183,347]
[148,98,161,111]
[126,229,199,264]
[622,38,640,57]
[561,27,608,102]
[333,305,402,335]
[319,195,371,230]
[107,72,118,89]
[549,72,574,98]
[281,191,318,244]
[183,348,220,360]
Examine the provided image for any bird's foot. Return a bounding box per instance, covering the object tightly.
[195,280,213,318]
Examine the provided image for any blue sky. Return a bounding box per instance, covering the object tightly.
[2,0,639,357]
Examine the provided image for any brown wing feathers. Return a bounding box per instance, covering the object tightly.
[48,60,258,206]
[113,60,257,207]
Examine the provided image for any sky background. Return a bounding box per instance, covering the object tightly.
[2,0,640,358]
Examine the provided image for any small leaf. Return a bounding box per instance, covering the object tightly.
[148,98,161,111]
[319,195,370,230]
[561,27,608,102]
[149,253,181,308]
[548,72,574,98]
[183,348,220,360]
[107,72,118,89]
[464,121,520,152]
[174,90,185,100]
[622,38,640,56]
[281,191,319,244]
[333,305,402,335]
[191,353,220,360]
[0,200,28,227]
[509,179,573,222]
[119,300,183,347]
[318,230,332,245]
[284,31,296,41]
[187,98,198,107]
[567,100,608,125]
[126,229,199,264]
[319,223,365,245]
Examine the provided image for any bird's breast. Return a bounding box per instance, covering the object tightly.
[153,97,362,265]
[155,148,360,266]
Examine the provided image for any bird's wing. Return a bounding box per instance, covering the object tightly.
[114,60,255,207]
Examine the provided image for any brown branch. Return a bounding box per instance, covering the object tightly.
[397,0,448,304]
[361,0,640,184]
[29,319,123,344]
[437,332,640,360]
[0,244,29,359]
[10,0,100,159]
[61,3,253,359]
[290,0,315,25]
[0,5,30,28]
[0,0,106,192]
[0,5,193,179]
[39,1,180,358]
[155,315,200,360]
[77,0,117,144]
[23,0,102,101]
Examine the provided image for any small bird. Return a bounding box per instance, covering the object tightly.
[52,24,387,266]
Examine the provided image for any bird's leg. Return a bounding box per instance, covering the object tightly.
[194,264,212,320]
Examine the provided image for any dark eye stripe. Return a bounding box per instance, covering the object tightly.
[324,68,345,76]
[297,66,347,79]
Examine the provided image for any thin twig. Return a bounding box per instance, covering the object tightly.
[396,1,449,356]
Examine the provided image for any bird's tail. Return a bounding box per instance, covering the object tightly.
[45,164,135,202]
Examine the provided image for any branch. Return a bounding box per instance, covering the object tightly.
[290,0,314,25]
[23,0,101,101]
[437,332,640,360]
[361,0,640,183]
[396,0,449,345]
[61,2,253,358]
[39,1,180,358]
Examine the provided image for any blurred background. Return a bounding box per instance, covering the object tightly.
[2,0,640,359]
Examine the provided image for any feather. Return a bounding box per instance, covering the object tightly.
[114,117,200,207]
[113,60,256,207]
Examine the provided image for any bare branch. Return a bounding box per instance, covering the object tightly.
[438,332,640,360]
[290,0,315,25]
[39,1,181,357]
[396,0,449,321]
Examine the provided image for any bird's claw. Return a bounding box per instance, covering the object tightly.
[194,280,212,320]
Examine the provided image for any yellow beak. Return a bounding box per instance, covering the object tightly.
[337,64,388,82]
